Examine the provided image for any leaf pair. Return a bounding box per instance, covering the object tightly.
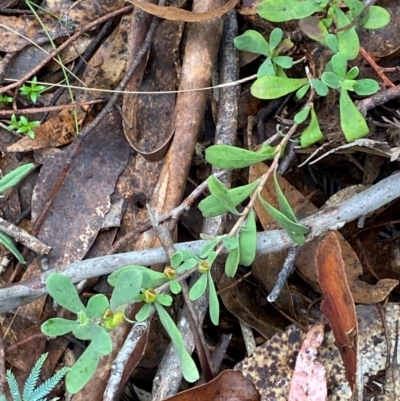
[258,173,309,245]
[234,28,293,78]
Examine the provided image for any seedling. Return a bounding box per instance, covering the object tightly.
[8,114,40,139]
[0,353,69,401]
[234,28,294,77]
[0,94,13,104]
[19,76,46,104]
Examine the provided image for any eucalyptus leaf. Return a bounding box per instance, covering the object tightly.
[110,269,142,310]
[199,179,261,218]
[0,163,35,193]
[339,89,369,141]
[136,303,152,321]
[234,30,269,56]
[224,246,240,278]
[41,318,79,337]
[65,344,101,394]
[252,76,308,99]
[208,271,219,326]
[0,232,25,263]
[189,274,208,301]
[46,273,85,314]
[300,107,324,147]
[205,144,276,169]
[238,210,257,266]
[86,294,109,319]
[155,303,200,383]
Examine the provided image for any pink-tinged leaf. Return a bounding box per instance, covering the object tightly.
[288,322,327,401]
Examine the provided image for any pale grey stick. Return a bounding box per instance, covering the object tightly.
[0,217,51,255]
[0,172,400,315]
[151,10,240,399]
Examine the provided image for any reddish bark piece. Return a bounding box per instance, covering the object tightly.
[164,370,260,401]
[288,322,327,401]
[315,232,358,393]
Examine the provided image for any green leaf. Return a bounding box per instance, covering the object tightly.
[73,323,92,341]
[274,172,298,222]
[252,76,308,99]
[46,273,85,314]
[321,71,341,89]
[108,265,166,288]
[66,344,101,394]
[171,252,183,268]
[170,280,182,294]
[257,0,326,22]
[269,28,283,51]
[224,246,240,278]
[90,324,112,355]
[41,318,78,337]
[335,6,360,60]
[339,89,369,141]
[258,57,276,77]
[206,144,277,169]
[238,210,257,266]
[311,79,329,96]
[199,178,261,218]
[300,107,324,147]
[0,163,35,193]
[346,66,359,80]
[296,83,310,99]
[155,303,199,383]
[331,53,347,79]
[199,239,218,258]
[362,6,390,29]
[157,294,173,306]
[207,175,241,215]
[175,258,198,273]
[20,116,28,125]
[136,303,152,321]
[0,232,25,263]
[258,193,308,243]
[189,273,208,301]
[294,106,311,124]
[353,79,379,96]
[110,269,142,310]
[340,79,357,91]
[234,30,270,56]
[85,294,109,319]
[325,33,338,53]
[272,56,293,69]
[221,235,238,251]
[208,271,219,325]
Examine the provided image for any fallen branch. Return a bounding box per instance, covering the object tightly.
[0,171,399,315]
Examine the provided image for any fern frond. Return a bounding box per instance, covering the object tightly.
[6,370,22,401]
[23,353,47,400]
[28,366,69,401]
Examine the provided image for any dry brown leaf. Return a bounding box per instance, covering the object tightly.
[163,370,260,401]
[126,0,239,22]
[316,232,358,393]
